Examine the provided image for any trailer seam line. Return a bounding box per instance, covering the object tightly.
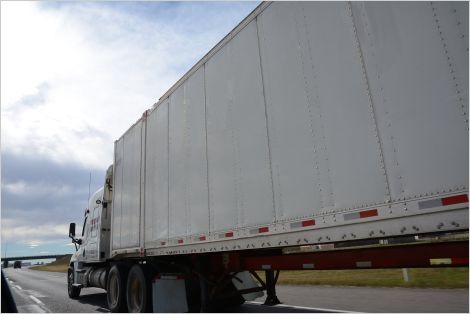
[255,16,277,224]
[348,2,392,202]
[203,64,212,234]
[167,97,171,243]
[358,3,406,199]
[430,2,468,128]
[295,3,324,212]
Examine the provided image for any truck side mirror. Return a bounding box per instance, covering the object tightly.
[69,223,76,238]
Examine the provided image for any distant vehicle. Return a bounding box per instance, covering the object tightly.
[67,2,468,313]
[13,261,21,269]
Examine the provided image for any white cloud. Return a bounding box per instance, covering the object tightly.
[1,218,70,244]
[3,180,77,197]
[1,2,256,169]
[29,240,41,248]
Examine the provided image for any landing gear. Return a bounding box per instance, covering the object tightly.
[263,270,281,306]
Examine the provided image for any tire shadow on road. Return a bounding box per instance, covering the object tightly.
[77,292,108,311]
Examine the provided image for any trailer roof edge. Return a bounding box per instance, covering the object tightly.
[151,1,271,112]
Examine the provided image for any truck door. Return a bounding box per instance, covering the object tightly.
[85,202,101,261]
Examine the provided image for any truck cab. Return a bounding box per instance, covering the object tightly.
[71,187,111,264]
[69,165,113,265]
[67,166,113,298]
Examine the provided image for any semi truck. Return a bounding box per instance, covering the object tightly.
[67,2,469,312]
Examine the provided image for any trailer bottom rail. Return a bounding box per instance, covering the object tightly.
[241,240,468,271]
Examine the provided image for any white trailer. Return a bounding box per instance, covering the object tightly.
[68,2,469,312]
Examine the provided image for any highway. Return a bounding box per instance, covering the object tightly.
[3,268,468,313]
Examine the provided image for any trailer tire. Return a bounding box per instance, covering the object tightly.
[126,264,151,313]
[67,267,81,299]
[106,265,128,312]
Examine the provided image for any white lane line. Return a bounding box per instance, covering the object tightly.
[247,301,359,313]
[17,305,46,313]
[15,285,23,290]
[29,295,44,305]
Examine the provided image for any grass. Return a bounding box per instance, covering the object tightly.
[30,254,71,273]
[268,267,469,289]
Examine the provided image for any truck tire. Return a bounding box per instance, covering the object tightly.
[126,265,151,313]
[67,267,81,299]
[106,265,128,312]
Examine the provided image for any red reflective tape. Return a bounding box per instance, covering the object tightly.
[199,236,206,241]
[359,209,378,218]
[178,239,184,244]
[225,232,234,238]
[442,194,468,206]
[451,257,468,266]
[259,227,269,233]
[302,219,315,227]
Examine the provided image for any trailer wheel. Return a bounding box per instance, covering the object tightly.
[106,265,128,312]
[126,264,151,313]
[67,267,81,299]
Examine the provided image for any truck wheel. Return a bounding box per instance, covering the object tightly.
[126,265,151,313]
[67,267,81,299]
[106,265,128,312]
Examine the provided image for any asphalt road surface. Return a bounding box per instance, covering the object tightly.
[3,268,468,313]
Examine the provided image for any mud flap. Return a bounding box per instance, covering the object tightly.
[152,274,188,313]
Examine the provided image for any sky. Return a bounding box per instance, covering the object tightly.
[1,1,259,258]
